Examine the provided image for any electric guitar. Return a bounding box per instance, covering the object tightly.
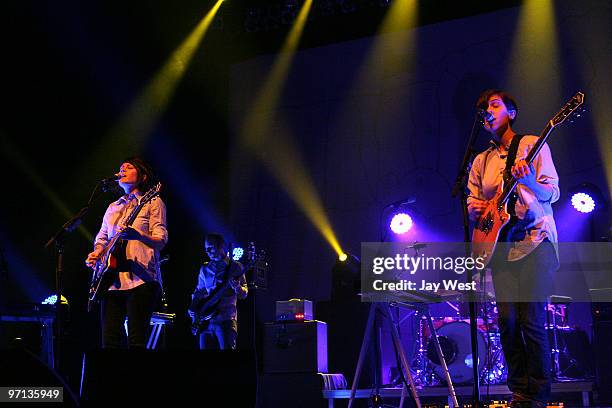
[471,92,585,266]
[87,183,162,311]
[189,242,259,335]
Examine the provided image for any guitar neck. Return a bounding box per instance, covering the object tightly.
[499,122,554,205]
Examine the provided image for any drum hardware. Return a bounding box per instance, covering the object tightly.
[545,296,592,381]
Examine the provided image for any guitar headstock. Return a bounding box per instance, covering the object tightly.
[551,91,585,128]
[139,182,162,204]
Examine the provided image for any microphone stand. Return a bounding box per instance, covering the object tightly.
[44,181,111,371]
[451,112,484,407]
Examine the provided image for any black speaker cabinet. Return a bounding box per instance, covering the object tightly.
[593,320,612,404]
[260,373,327,408]
[80,349,256,406]
[263,320,327,374]
[0,349,79,407]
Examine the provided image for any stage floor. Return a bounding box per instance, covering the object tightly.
[323,381,594,407]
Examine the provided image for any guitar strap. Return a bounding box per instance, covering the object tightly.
[503,133,525,217]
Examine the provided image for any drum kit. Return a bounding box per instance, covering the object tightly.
[410,298,590,387]
[411,301,506,387]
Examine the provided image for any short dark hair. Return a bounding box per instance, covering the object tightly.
[121,157,155,191]
[476,89,519,124]
[205,233,226,249]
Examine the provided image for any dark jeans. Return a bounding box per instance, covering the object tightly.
[101,282,161,349]
[198,319,238,350]
[491,240,557,402]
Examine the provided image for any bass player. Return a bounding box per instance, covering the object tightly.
[189,233,248,350]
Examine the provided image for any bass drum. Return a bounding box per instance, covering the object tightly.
[426,321,486,384]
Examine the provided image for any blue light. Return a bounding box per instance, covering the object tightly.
[41,294,68,305]
[42,294,58,305]
[232,247,244,261]
[571,192,595,213]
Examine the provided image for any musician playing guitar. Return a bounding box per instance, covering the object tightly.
[189,233,247,350]
[85,157,168,349]
[467,90,559,408]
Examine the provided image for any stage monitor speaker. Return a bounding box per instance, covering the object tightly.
[263,320,327,374]
[0,348,79,407]
[260,373,327,408]
[80,349,256,406]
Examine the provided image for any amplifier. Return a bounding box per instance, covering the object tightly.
[263,320,327,373]
[275,298,313,321]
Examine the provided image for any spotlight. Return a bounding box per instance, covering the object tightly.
[41,294,68,305]
[338,253,348,262]
[390,212,413,235]
[571,192,595,214]
[232,246,245,261]
[569,183,606,214]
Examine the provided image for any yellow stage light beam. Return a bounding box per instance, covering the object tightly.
[507,0,560,108]
[112,0,225,145]
[240,0,344,257]
[254,122,345,257]
[329,0,418,163]
[85,0,225,174]
[1,137,93,242]
[358,0,418,89]
[243,0,313,142]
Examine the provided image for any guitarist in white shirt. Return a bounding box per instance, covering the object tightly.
[189,233,248,350]
[85,157,168,349]
[467,90,560,408]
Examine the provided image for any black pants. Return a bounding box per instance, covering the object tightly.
[491,240,557,402]
[101,282,161,349]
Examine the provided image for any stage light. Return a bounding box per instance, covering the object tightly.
[390,212,413,235]
[232,246,245,261]
[569,183,606,215]
[338,253,348,262]
[41,294,68,305]
[571,192,596,214]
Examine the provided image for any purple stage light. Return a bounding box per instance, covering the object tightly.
[390,212,413,234]
[571,192,595,213]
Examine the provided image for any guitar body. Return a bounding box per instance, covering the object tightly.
[88,241,123,310]
[189,265,241,336]
[471,184,511,267]
[189,290,219,335]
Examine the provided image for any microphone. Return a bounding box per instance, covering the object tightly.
[385,196,416,208]
[100,174,120,183]
[477,109,494,124]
